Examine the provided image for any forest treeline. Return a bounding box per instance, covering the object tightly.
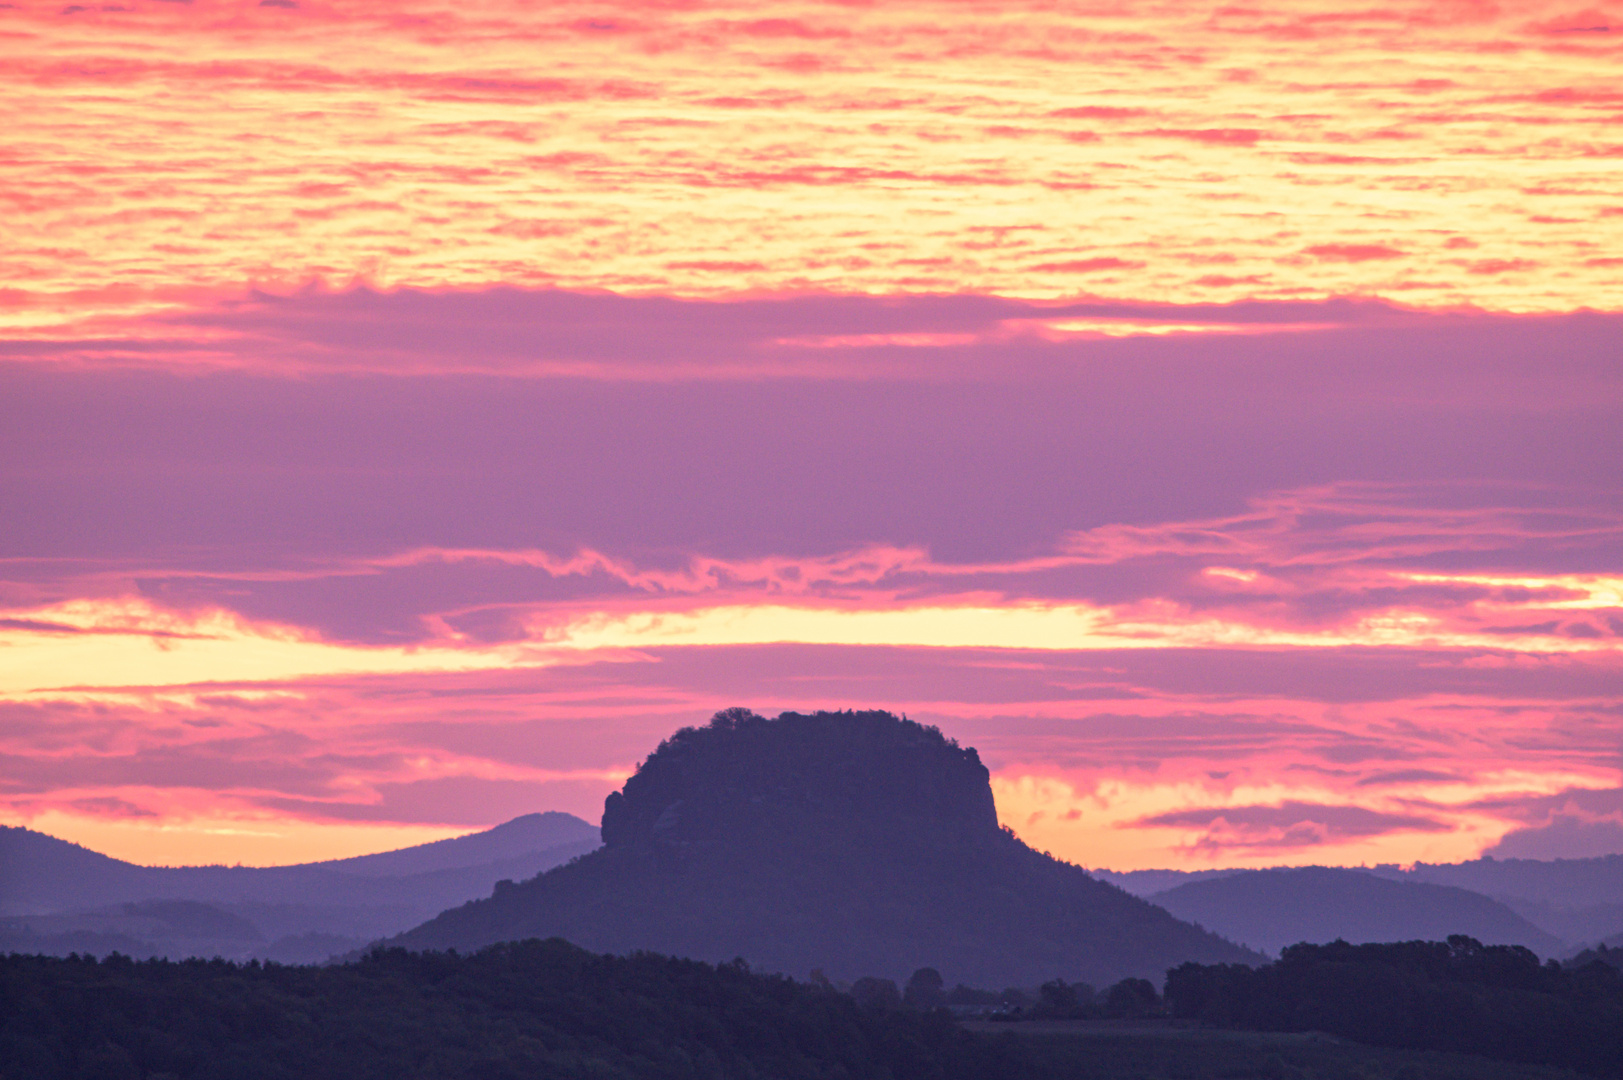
[0,937,1599,1080]
[0,939,1068,1080]
[1167,935,1623,1077]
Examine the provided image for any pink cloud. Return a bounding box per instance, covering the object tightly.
[1304,243,1408,262]
[1048,106,1148,120]
[1466,257,1542,274]
[1026,257,1144,273]
[1134,801,1454,848]
[1141,127,1265,145]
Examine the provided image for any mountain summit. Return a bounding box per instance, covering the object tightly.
[394,709,1258,986]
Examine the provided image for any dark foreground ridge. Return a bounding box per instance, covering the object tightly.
[393,709,1257,986]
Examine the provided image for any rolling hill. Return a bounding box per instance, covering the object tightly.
[1369,855,1623,948]
[0,812,598,962]
[1151,866,1567,957]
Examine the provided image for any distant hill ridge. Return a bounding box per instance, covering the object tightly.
[317,813,598,878]
[1096,855,1623,954]
[1151,866,1566,957]
[392,708,1261,986]
[0,811,595,907]
[1371,855,1623,946]
[0,812,599,963]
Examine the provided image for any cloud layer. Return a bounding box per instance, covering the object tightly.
[4,0,1623,329]
[8,0,1620,869]
[2,288,1618,868]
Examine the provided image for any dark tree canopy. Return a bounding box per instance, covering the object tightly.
[904,967,946,1010]
[1166,935,1623,1077]
[0,941,1583,1080]
[0,941,1011,1080]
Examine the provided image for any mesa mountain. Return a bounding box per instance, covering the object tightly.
[392,709,1260,987]
[0,812,598,963]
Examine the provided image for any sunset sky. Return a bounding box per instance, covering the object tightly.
[3,0,1621,871]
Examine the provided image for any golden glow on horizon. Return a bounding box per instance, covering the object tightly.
[5,577,1618,703]
[1403,572,1623,610]
[7,508,1617,870]
[0,599,531,695]
[539,600,1623,655]
[13,808,479,869]
[992,767,1619,872]
[766,318,1338,351]
[3,650,1613,869]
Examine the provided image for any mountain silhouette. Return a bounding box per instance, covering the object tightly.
[1152,866,1567,957]
[392,709,1260,986]
[0,812,598,962]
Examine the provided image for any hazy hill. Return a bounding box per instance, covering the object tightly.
[1373,853,1623,908]
[319,813,597,878]
[0,811,596,913]
[391,709,1260,987]
[1100,854,1623,952]
[1151,867,1567,957]
[1089,867,1246,896]
[1368,856,1623,947]
[0,812,598,962]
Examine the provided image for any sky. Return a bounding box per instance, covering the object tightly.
[2,0,1621,871]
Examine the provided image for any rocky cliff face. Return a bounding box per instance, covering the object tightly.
[395,709,1260,987]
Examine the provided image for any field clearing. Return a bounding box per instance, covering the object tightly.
[960,1022,1585,1080]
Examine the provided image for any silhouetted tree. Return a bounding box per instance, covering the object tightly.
[851,975,902,1010]
[1035,979,1083,1018]
[1104,977,1159,1018]
[944,983,1000,1006]
[904,967,946,1010]
[708,707,765,731]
